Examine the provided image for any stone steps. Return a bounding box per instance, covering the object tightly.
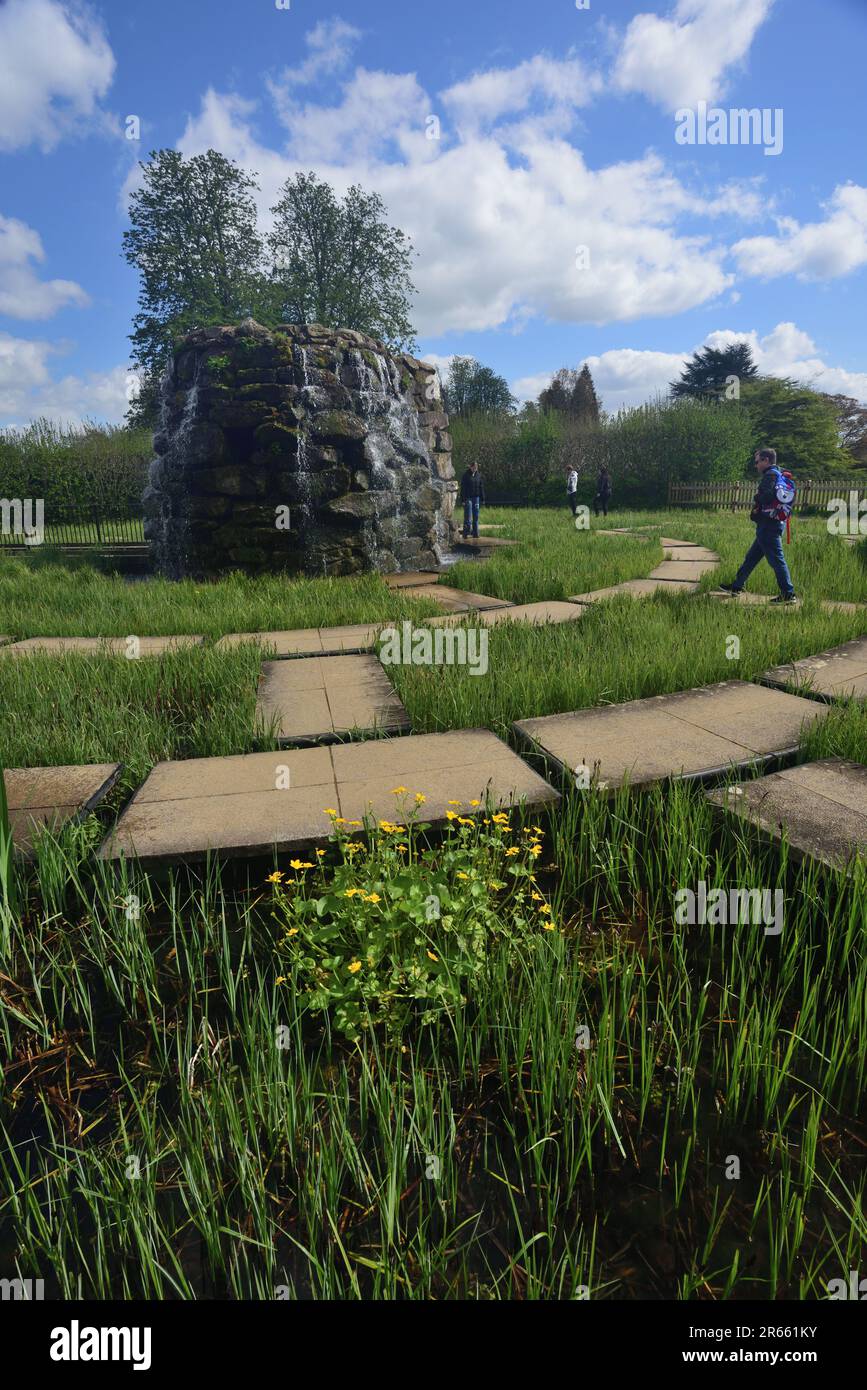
[4,763,121,855]
[761,636,867,702]
[256,654,410,744]
[707,759,867,870]
[0,636,203,657]
[514,682,829,794]
[98,730,559,867]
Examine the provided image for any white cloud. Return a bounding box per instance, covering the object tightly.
[612,0,775,111]
[732,183,867,281]
[526,323,867,414]
[441,54,603,132]
[178,87,738,336]
[270,17,361,93]
[0,333,131,427]
[0,0,115,152]
[0,214,90,319]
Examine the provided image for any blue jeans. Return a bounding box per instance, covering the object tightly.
[734,522,795,597]
[463,498,480,536]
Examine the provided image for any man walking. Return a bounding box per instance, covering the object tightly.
[719,448,797,604]
[460,460,485,538]
[593,466,612,517]
[565,465,579,517]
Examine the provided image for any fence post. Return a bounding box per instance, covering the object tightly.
[92,505,103,546]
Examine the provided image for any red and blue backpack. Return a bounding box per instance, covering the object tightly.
[763,467,797,543]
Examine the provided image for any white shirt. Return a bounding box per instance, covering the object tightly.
[566,469,578,493]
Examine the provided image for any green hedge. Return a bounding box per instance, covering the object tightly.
[0,420,151,517]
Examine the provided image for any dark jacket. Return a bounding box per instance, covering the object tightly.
[461,468,485,503]
[596,471,612,497]
[750,467,785,525]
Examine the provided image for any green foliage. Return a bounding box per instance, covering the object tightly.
[454,396,755,503]
[266,172,416,351]
[0,419,151,515]
[538,364,600,424]
[741,378,854,473]
[442,357,515,416]
[271,808,548,1039]
[671,341,759,400]
[122,149,269,425]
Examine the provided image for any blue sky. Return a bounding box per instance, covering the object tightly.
[2,0,866,426]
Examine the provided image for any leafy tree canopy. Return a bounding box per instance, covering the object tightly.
[671,342,759,401]
[538,364,601,425]
[442,357,515,416]
[741,376,850,472]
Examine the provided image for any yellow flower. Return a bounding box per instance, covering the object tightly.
[447,800,462,806]
[365,892,381,904]
[333,818,347,826]
[469,799,481,807]
[456,871,469,879]
[542,921,556,931]
[348,820,362,827]
[267,871,283,884]
[426,950,439,962]
[445,810,458,821]
[346,843,362,854]
[287,927,299,936]
[316,849,326,856]
[391,785,408,794]
[275,975,286,985]
[344,887,362,897]
[397,844,408,853]
[324,808,338,816]
[415,793,426,803]
[348,960,362,974]
[492,813,509,825]
[529,845,543,857]
[458,817,474,827]
[531,891,543,902]
[539,903,551,915]
[290,859,314,870]
[531,826,544,835]
[505,847,520,857]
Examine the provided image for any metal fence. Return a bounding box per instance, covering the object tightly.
[668,478,867,513]
[0,505,145,549]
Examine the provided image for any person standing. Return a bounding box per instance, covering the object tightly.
[565,465,579,517]
[719,448,797,603]
[593,466,612,517]
[460,460,485,538]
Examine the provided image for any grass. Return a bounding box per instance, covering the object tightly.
[1,506,865,1300]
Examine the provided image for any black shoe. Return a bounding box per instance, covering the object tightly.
[718,582,744,595]
[770,593,798,604]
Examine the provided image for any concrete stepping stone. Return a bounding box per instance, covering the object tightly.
[4,763,121,854]
[384,571,443,588]
[648,559,718,582]
[453,536,519,551]
[402,585,512,612]
[663,546,719,563]
[570,577,699,602]
[98,730,558,866]
[514,681,829,793]
[217,623,384,657]
[762,636,867,702]
[0,635,202,657]
[426,600,587,629]
[707,759,867,870]
[256,654,410,744]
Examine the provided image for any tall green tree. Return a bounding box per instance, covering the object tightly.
[823,393,867,467]
[671,342,759,400]
[268,172,416,350]
[741,377,848,472]
[123,150,266,426]
[442,357,515,415]
[538,365,601,424]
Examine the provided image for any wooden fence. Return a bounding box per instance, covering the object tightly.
[668,478,867,513]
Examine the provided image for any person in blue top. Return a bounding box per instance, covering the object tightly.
[719,448,797,604]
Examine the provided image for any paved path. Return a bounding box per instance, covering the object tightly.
[514,682,829,793]
[707,758,867,870]
[428,600,587,629]
[4,763,121,854]
[0,635,203,657]
[400,584,513,612]
[217,623,385,656]
[256,654,410,744]
[762,636,867,701]
[571,534,717,602]
[98,730,558,867]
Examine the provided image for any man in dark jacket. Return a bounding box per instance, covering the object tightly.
[719,448,797,603]
[460,461,485,538]
[593,466,612,517]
